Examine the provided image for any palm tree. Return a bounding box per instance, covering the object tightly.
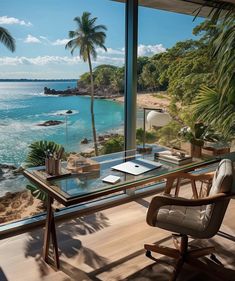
[66,12,107,156]
[0,27,15,52]
[192,3,235,139]
[208,2,235,103]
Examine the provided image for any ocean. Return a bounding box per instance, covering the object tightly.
[0,81,124,166]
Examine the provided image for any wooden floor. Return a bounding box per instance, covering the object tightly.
[1,185,235,281]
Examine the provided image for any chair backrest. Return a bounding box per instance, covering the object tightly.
[209,159,234,196]
[204,159,234,238]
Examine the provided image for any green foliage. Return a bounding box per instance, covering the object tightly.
[167,44,215,104]
[136,128,157,143]
[179,122,221,146]
[26,184,47,201]
[111,67,124,93]
[78,72,90,87]
[77,28,218,103]
[94,65,118,88]
[168,102,179,118]
[25,140,64,202]
[65,12,107,61]
[25,140,63,168]
[156,121,181,147]
[192,86,235,140]
[139,62,160,91]
[0,27,15,52]
[208,3,235,103]
[102,136,124,154]
[179,124,204,146]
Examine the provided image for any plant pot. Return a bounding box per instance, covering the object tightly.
[190,143,202,158]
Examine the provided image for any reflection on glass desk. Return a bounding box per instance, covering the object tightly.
[23,148,235,270]
[24,147,224,206]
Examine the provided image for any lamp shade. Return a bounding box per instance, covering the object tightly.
[146,110,171,127]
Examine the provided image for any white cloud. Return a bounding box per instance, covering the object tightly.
[96,47,124,55]
[95,55,124,65]
[51,38,70,46]
[97,44,166,58]
[138,44,166,57]
[24,34,41,44]
[0,55,123,67]
[0,56,82,66]
[39,36,48,40]
[0,43,165,68]
[0,16,32,26]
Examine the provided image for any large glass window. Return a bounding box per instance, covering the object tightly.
[0,0,125,225]
[136,6,234,158]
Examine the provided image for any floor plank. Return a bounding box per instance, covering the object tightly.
[0,185,235,281]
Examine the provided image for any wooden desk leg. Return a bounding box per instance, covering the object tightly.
[43,196,60,270]
[191,180,198,199]
[174,178,181,197]
[164,177,175,195]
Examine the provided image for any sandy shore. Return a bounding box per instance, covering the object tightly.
[114,92,171,109]
[0,190,45,224]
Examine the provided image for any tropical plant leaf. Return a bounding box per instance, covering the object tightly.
[208,3,235,103]
[25,140,63,167]
[192,86,235,140]
[0,27,15,52]
[26,184,47,201]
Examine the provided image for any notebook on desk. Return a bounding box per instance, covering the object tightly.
[111,158,162,176]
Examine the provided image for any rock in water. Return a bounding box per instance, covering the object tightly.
[37,120,64,127]
[81,138,89,144]
[66,110,73,114]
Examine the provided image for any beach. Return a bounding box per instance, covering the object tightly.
[115,92,171,109]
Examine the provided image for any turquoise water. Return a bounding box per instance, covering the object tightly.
[0,81,124,166]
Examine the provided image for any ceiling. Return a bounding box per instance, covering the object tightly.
[112,0,235,17]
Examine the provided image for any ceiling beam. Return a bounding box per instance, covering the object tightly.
[112,0,235,17]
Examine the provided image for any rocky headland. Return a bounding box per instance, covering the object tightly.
[44,86,122,99]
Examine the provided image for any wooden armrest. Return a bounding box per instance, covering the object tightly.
[146,193,230,226]
[177,171,214,181]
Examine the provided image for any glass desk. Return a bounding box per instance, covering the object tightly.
[23,148,224,269]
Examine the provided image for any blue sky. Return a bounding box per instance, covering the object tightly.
[0,0,203,79]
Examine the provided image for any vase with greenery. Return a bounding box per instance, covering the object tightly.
[179,122,220,157]
[179,123,207,158]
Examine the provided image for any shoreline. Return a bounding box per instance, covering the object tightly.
[0,190,45,224]
[111,92,171,109]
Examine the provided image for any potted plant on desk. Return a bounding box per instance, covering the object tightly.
[179,123,208,158]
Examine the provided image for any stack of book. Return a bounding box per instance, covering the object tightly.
[154,150,192,165]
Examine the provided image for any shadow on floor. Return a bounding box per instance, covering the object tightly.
[122,238,235,281]
[0,267,8,281]
[24,212,109,278]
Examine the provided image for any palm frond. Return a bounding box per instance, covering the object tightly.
[0,27,15,52]
[208,2,235,103]
[66,12,107,61]
[26,184,47,201]
[25,140,63,167]
[192,86,235,140]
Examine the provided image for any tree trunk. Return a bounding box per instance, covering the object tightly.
[87,51,98,156]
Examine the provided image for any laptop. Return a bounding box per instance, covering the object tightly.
[111,158,162,176]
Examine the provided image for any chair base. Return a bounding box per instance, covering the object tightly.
[144,234,225,281]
